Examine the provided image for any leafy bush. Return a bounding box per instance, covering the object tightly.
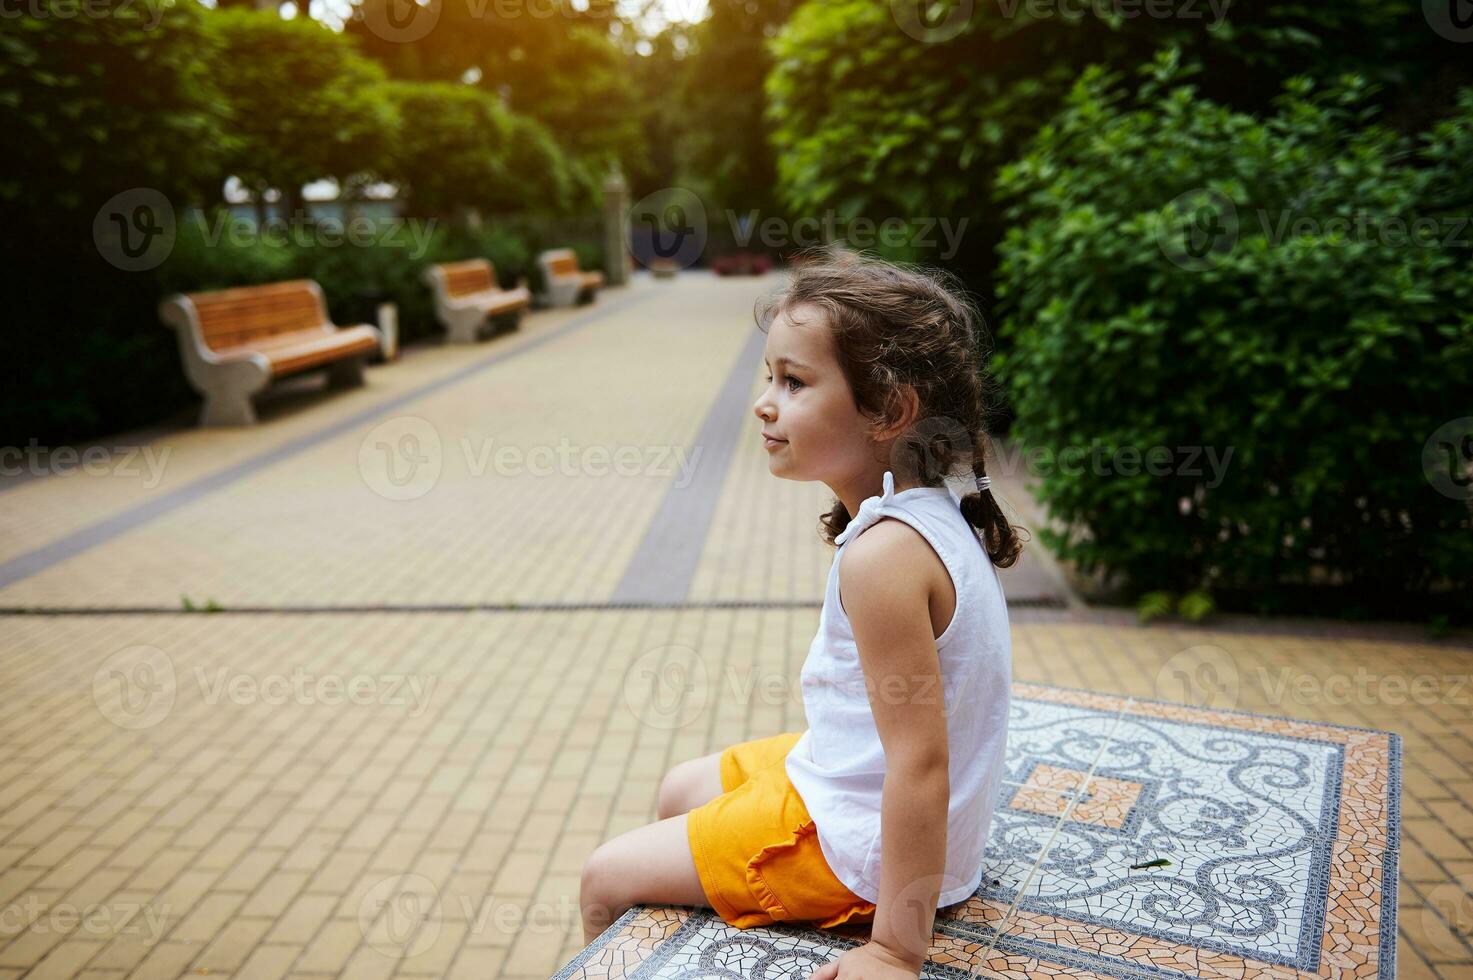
[210,9,399,206]
[385,82,580,220]
[993,54,1473,617]
[765,0,1456,288]
[1,0,230,442]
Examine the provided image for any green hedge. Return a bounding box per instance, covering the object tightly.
[993,54,1473,619]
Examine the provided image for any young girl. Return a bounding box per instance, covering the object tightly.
[579,249,1022,979]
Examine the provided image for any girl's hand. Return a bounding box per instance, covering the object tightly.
[807,941,923,980]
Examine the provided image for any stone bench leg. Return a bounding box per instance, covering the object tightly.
[200,389,258,427]
[327,355,367,388]
[194,357,271,427]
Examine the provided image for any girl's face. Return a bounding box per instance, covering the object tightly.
[753,303,878,489]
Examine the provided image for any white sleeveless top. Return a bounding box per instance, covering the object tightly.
[784,470,1012,906]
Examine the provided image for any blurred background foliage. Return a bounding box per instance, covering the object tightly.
[1,0,1468,618]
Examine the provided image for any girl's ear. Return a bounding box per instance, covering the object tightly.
[872,384,922,443]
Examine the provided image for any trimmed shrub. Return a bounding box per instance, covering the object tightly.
[992,55,1473,617]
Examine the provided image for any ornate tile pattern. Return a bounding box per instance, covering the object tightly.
[558,684,1401,980]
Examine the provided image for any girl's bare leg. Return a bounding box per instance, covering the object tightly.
[579,812,711,944]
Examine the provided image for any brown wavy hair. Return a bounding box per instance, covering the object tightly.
[755,246,1026,568]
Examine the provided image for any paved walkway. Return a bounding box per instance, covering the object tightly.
[0,272,1468,978]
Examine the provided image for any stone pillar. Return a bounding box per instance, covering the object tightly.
[602,166,630,287]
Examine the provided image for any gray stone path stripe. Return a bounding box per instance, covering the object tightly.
[0,290,656,591]
[610,323,767,605]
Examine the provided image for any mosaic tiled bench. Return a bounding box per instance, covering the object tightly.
[556,683,1400,980]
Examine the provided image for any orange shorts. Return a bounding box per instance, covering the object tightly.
[685,730,878,930]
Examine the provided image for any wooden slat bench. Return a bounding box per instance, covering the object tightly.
[159,279,382,426]
[537,247,605,307]
[422,258,531,343]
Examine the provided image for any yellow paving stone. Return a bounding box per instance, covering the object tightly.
[292,919,364,973]
[170,892,246,943]
[398,920,469,975]
[304,849,371,895]
[336,942,400,980]
[25,938,103,979]
[237,866,309,919]
[261,893,338,945]
[445,944,507,979]
[120,939,197,979]
[233,944,303,980]
[188,917,273,973]
[490,853,543,899]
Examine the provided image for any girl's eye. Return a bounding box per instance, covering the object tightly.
[765,373,804,392]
